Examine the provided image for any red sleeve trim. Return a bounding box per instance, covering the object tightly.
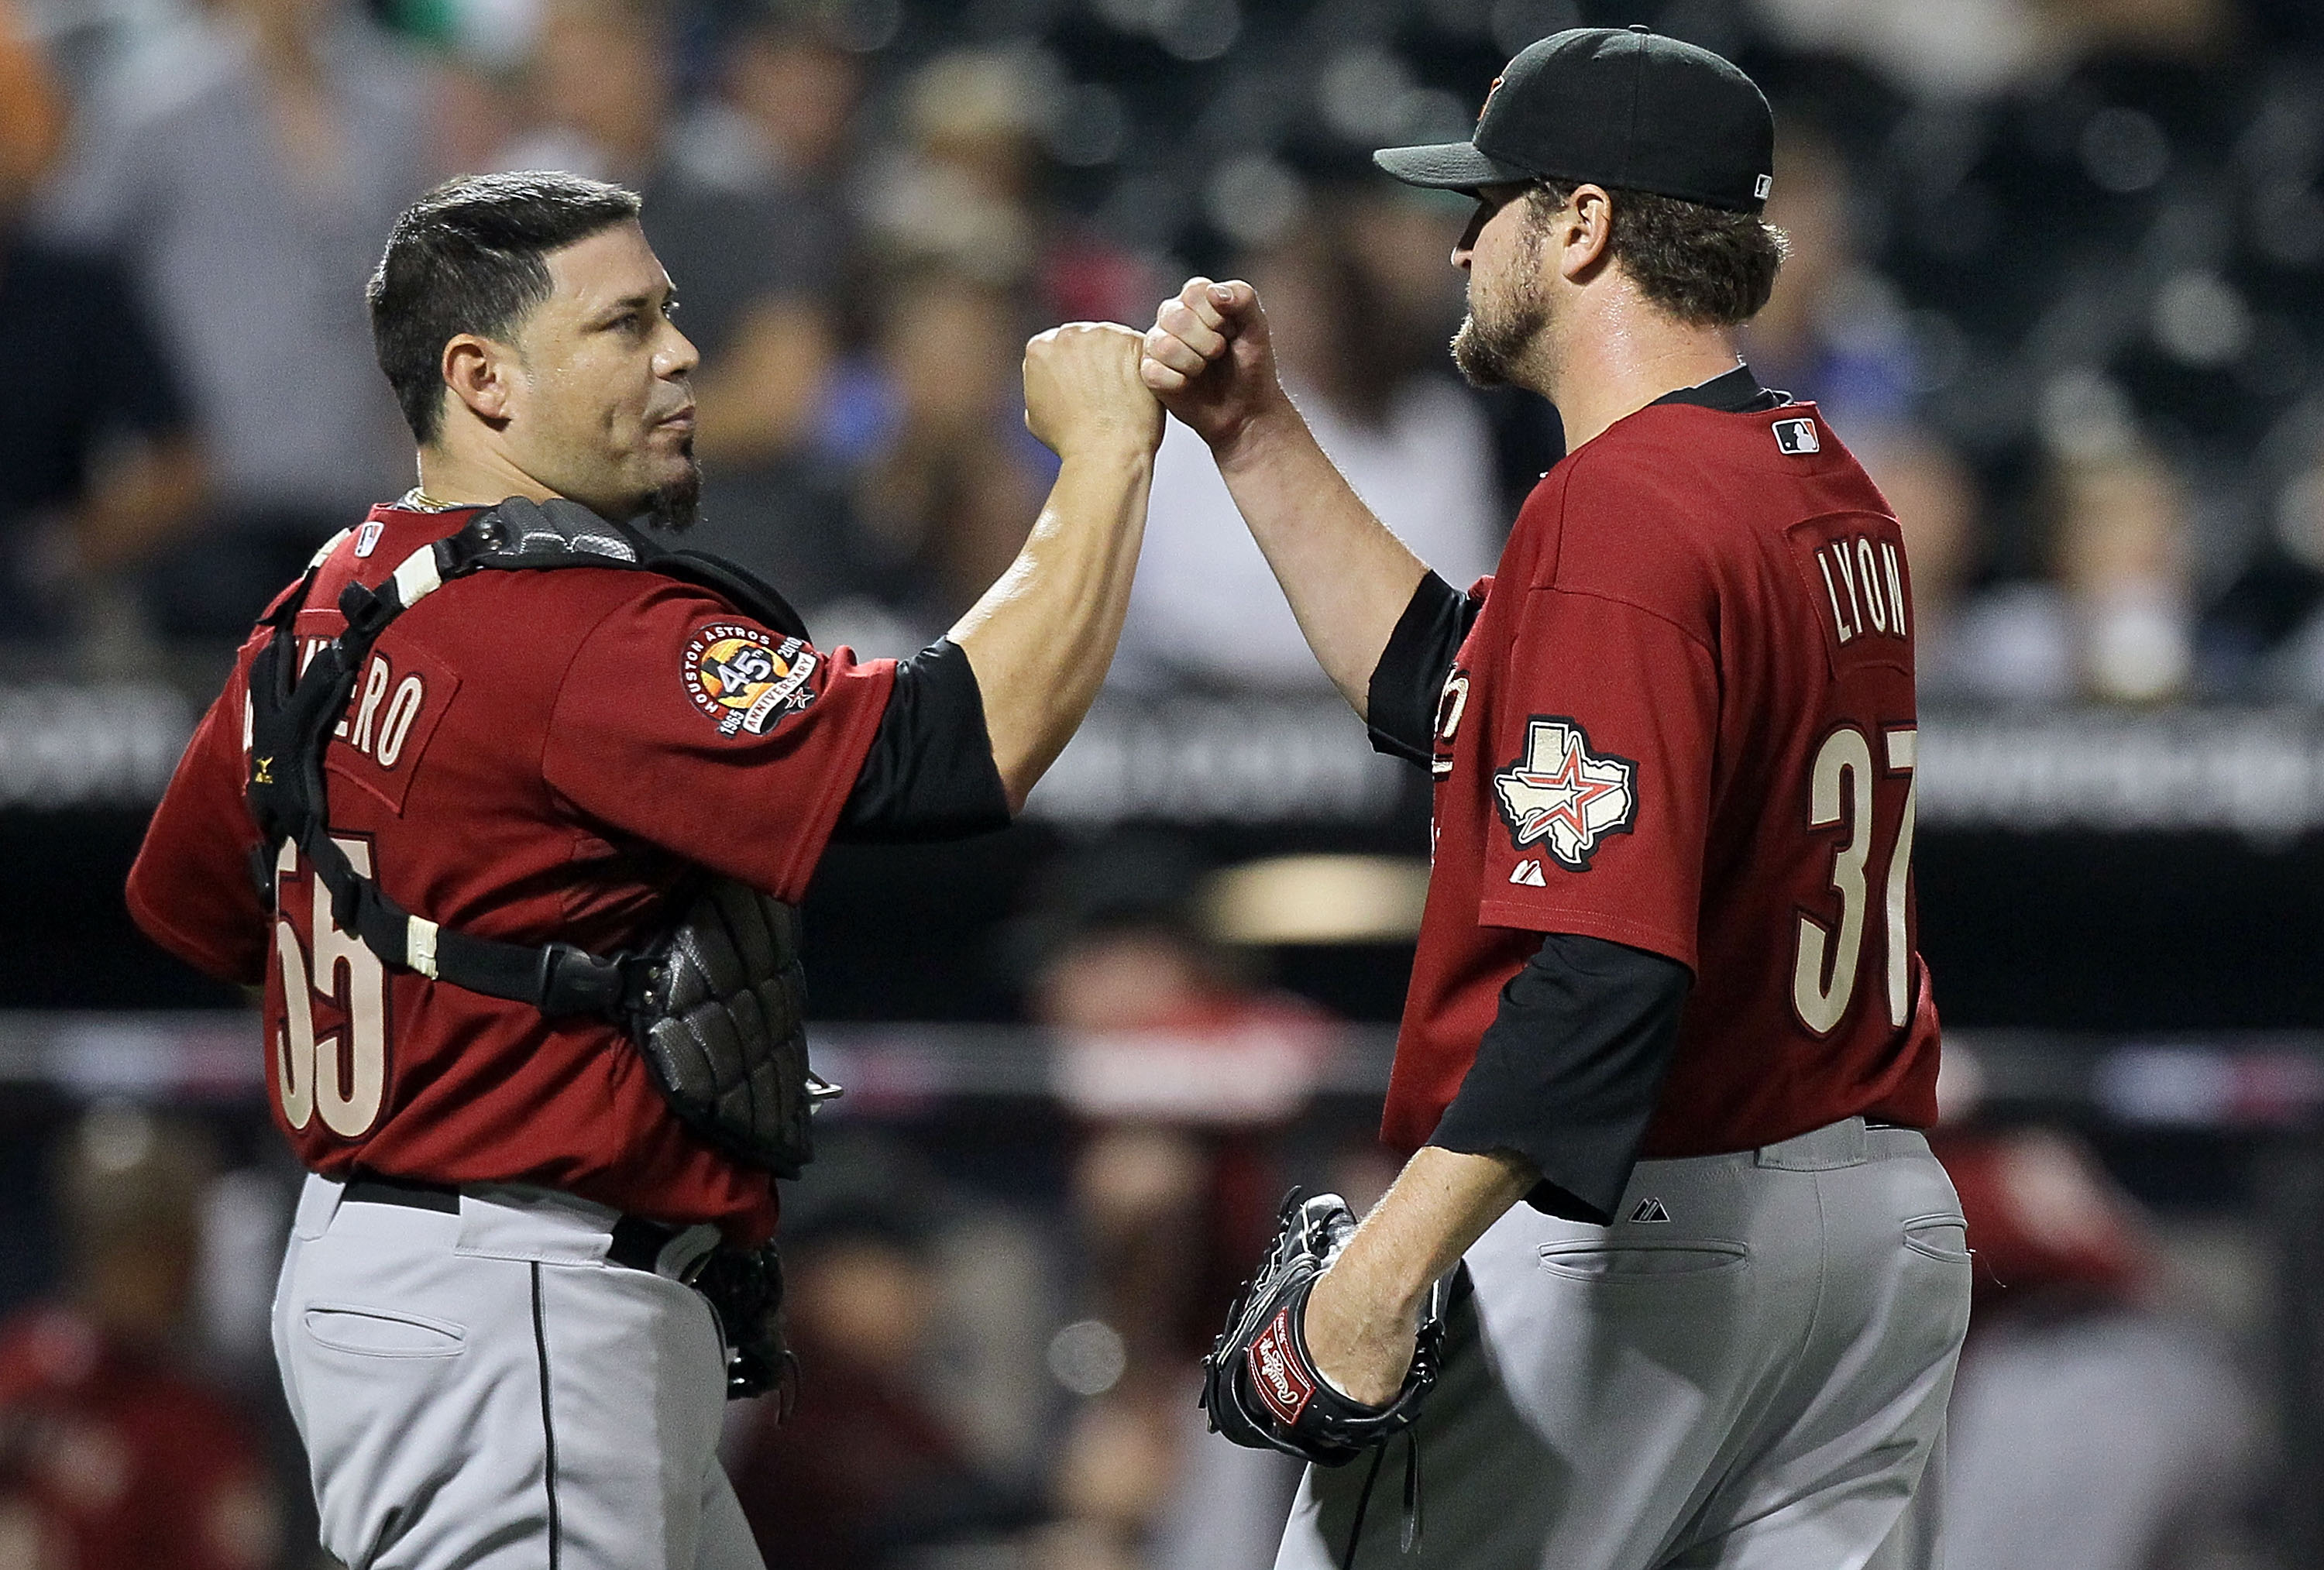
[1474,901,1698,976]
[768,655,896,902]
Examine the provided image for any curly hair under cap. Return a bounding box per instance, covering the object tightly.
[1528,178,1789,328]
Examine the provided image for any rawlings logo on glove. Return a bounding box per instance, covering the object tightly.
[1250,1306,1316,1425]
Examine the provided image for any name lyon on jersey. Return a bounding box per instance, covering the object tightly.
[1809,531,1910,646]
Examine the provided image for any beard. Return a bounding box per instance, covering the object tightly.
[641,453,702,533]
[1451,289,1548,390]
[1451,211,1552,389]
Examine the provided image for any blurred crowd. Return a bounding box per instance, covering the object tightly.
[1,0,2323,700]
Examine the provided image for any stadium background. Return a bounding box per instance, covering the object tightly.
[5,0,2324,1563]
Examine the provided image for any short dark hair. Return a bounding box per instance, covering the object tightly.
[1529,179,1787,328]
[367,171,644,445]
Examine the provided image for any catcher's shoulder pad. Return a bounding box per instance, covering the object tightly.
[467,496,644,565]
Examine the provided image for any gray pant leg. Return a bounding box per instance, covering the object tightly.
[1679,1145,1968,1570]
[274,1176,765,1570]
[1277,1192,1779,1570]
[1276,1127,1969,1570]
[695,1466,765,1570]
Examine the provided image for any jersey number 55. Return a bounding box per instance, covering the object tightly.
[271,838,389,1138]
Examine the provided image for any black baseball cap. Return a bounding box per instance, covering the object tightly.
[1373,26,1774,213]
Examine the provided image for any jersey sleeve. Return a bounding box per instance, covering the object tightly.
[540,584,897,902]
[834,637,1012,843]
[1428,932,1692,1223]
[1474,586,1717,969]
[126,660,269,985]
[1367,572,1485,768]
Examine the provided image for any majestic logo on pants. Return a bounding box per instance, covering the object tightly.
[1492,716,1637,871]
[1246,1306,1315,1426]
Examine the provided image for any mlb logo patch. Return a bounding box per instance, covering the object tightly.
[353,520,385,558]
[1773,417,1820,456]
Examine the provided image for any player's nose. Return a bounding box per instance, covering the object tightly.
[659,322,701,377]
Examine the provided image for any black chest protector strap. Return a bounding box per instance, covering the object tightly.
[246,496,835,1175]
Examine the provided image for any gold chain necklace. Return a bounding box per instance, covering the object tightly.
[400,485,462,513]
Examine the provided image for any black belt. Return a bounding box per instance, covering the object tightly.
[340,1173,691,1273]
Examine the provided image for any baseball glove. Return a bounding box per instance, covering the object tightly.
[1201,1190,1449,1466]
[691,1242,796,1406]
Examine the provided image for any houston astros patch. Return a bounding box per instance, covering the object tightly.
[1493,716,1638,870]
[682,623,818,737]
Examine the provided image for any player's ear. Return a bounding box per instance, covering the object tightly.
[442,334,516,428]
[1559,185,1615,281]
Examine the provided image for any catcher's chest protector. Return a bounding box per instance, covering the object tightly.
[244,496,834,1178]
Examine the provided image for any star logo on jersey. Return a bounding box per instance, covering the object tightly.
[682,623,818,737]
[1491,717,1637,871]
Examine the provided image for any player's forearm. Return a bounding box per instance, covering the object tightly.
[1342,1145,1538,1309]
[1304,1145,1535,1403]
[1212,406,1430,717]
[949,442,1155,812]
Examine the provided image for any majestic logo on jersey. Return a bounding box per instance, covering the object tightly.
[1492,716,1637,871]
[682,624,818,737]
[1773,417,1820,455]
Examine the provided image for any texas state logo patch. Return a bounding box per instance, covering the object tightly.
[1492,716,1638,871]
[682,623,818,737]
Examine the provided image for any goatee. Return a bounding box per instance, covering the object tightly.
[1451,302,1545,390]
[642,458,703,533]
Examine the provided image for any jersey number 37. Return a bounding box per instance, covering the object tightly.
[271,839,388,1137]
[1793,726,1918,1036]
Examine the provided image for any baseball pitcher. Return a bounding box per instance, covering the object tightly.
[1147,28,1970,1570]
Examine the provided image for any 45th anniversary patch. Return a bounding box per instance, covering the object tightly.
[682,624,818,737]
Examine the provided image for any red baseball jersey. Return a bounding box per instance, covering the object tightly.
[128,502,896,1240]
[1386,398,1940,1159]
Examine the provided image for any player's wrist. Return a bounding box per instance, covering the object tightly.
[1207,390,1301,472]
[1053,430,1160,467]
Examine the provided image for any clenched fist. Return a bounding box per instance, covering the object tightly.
[1023,321,1164,459]
[1140,277,1290,453]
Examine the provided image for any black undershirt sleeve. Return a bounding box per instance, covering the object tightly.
[835,638,1013,843]
[1428,933,1693,1224]
[1366,572,1480,768]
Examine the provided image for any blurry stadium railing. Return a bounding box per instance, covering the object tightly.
[5,1012,2322,1132]
[13,682,2324,837]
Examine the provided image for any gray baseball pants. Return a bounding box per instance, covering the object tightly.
[1277,1117,1971,1570]
[273,1173,765,1570]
